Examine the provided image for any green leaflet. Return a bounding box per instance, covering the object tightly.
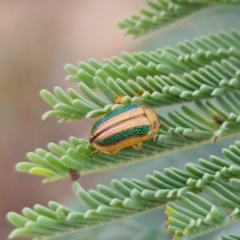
[118,0,240,37]
[8,141,240,239]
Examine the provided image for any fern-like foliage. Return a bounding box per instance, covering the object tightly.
[7,1,240,239]
[166,189,240,240]
[17,92,240,182]
[42,30,240,121]
[8,141,240,239]
[118,0,240,37]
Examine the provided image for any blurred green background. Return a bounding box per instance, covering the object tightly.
[1,1,240,240]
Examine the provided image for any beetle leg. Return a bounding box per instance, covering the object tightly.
[90,149,100,158]
[108,150,119,155]
[137,143,142,150]
[132,142,142,151]
[149,135,156,142]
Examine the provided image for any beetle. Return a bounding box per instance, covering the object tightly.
[89,104,161,157]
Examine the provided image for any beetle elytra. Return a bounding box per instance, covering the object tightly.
[89,104,160,157]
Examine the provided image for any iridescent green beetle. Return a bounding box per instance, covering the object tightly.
[89,104,161,156]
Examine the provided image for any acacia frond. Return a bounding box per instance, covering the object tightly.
[17,92,240,182]
[166,182,240,240]
[118,0,240,37]
[41,30,240,121]
[8,141,240,239]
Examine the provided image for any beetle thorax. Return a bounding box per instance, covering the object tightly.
[142,106,160,134]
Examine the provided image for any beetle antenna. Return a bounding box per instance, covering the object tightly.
[160,122,185,140]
